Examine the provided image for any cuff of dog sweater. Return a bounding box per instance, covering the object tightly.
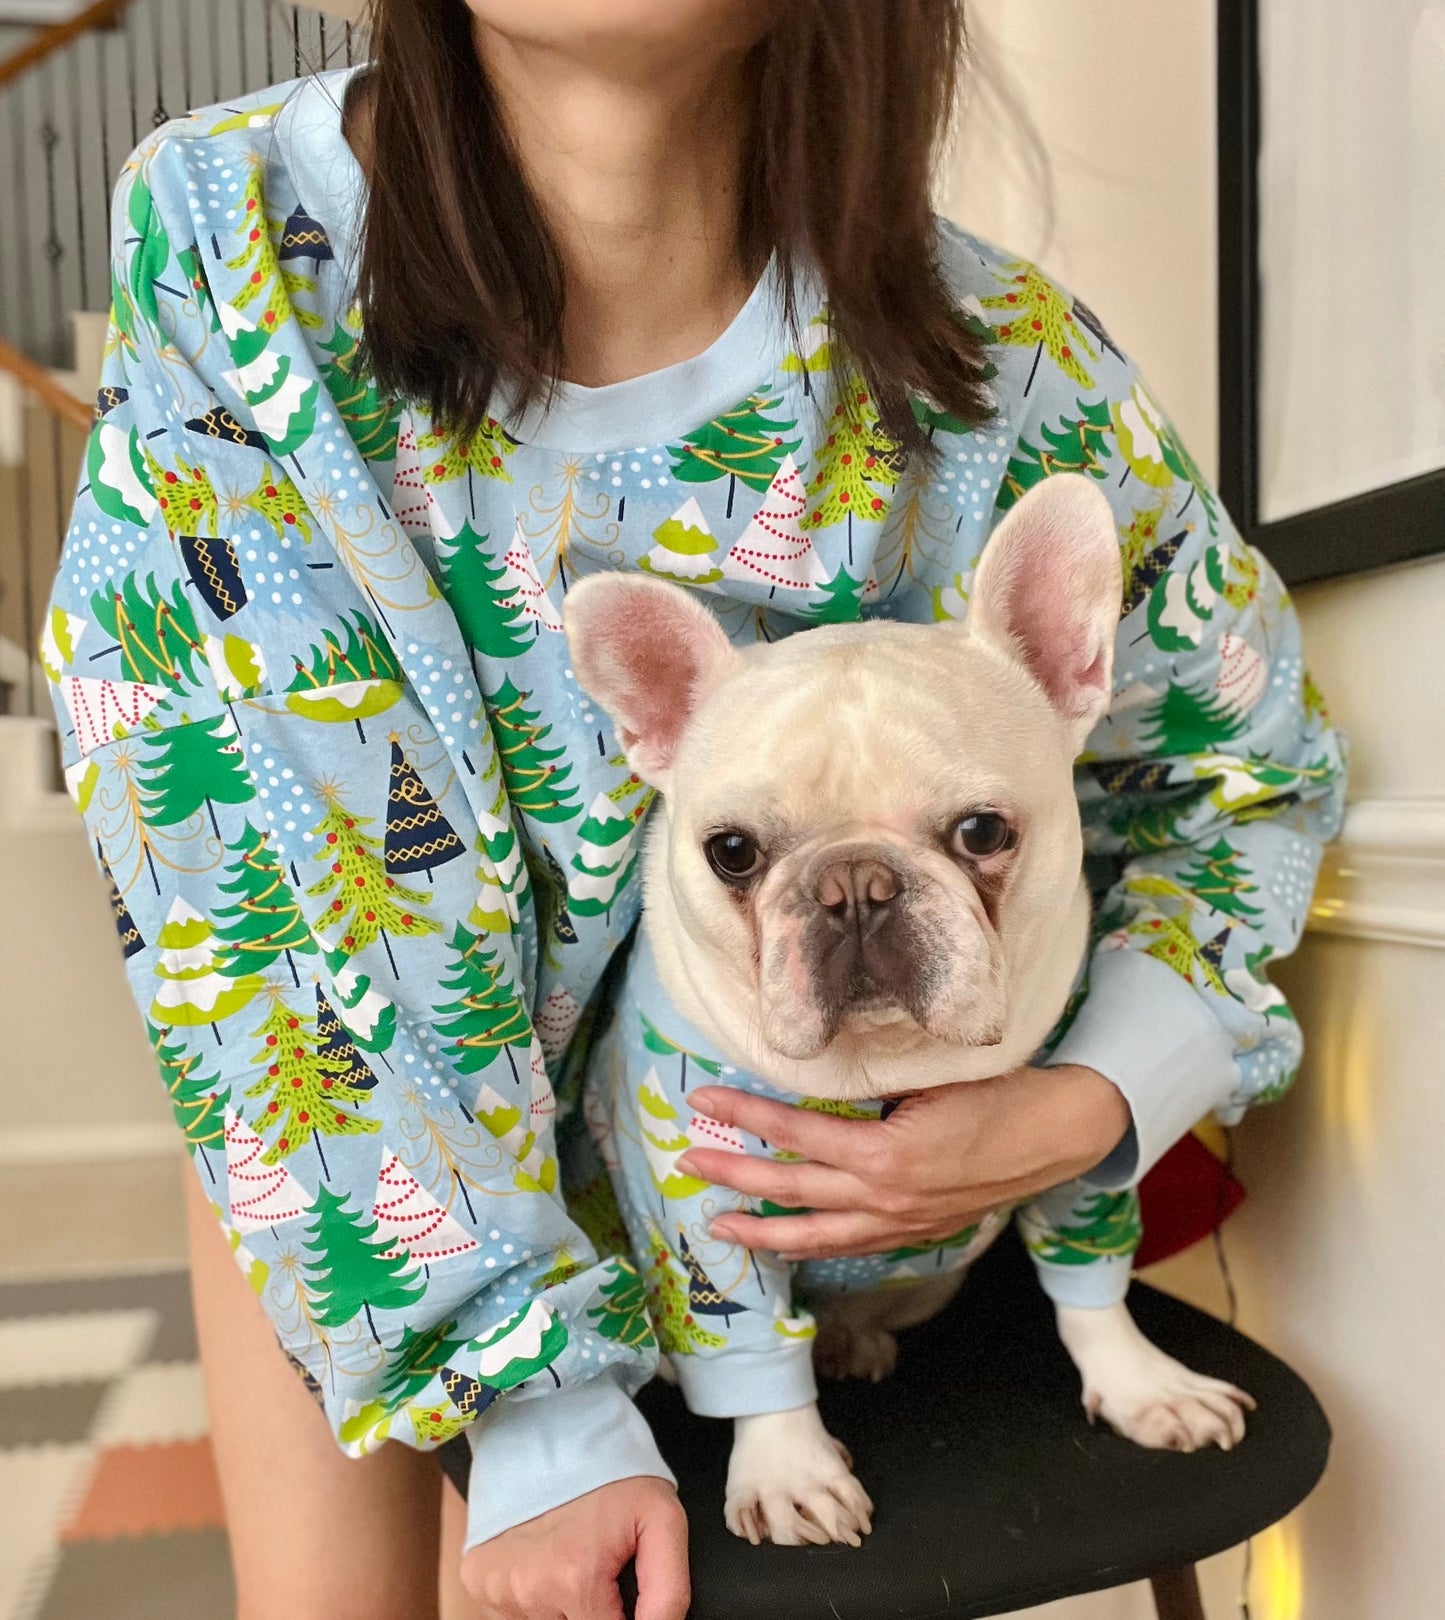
[670,1341,818,1419]
[1047,949,1240,1190]
[463,1372,675,1550]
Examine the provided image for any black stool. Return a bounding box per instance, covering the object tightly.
[442,1229,1328,1618]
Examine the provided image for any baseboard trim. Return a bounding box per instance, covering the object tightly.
[1308,798,1445,949]
[0,1122,183,1167]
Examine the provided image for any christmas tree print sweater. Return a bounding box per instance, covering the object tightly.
[43,69,1344,1546]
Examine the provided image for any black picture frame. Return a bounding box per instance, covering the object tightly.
[1216,0,1445,585]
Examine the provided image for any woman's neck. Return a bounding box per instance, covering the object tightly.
[475,24,756,388]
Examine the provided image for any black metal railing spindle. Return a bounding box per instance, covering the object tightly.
[41,79,66,367]
[68,46,89,315]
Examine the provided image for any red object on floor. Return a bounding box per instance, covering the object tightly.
[1136,1131,1246,1269]
[62,1439,226,1542]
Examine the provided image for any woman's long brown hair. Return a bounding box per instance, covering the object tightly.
[357,0,990,455]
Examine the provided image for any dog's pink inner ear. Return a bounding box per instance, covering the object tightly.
[995,558,1112,721]
[970,474,1121,728]
[609,604,718,769]
[565,577,737,778]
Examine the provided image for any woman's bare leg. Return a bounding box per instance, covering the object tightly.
[186,1170,443,1620]
[439,1477,487,1620]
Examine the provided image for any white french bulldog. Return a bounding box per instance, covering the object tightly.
[563,473,1251,1546]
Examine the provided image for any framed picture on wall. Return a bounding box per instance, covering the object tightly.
[1217,0,1445,584]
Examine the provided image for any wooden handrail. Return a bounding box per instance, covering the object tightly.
[0,335,92,433]
[0,0,131,92]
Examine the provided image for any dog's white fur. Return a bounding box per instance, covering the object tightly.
[565,475,1252,1546]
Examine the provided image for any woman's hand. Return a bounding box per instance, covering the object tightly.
[461,1476,689,1620]
[677,1065,1132,1260]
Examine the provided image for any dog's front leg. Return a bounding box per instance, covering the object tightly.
[724,1403,873,1547]
[1055,1301,1255,1451]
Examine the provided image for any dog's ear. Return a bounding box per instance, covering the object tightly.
[562,573,740,785]
[966,473,1122,744]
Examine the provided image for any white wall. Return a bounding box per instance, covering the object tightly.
[947,6,1445,1619]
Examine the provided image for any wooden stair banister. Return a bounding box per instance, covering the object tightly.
[0,0,132,92]
[0,336,92,434]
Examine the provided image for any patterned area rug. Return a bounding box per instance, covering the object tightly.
[0,1271,234,1620]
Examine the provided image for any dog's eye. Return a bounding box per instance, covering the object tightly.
[953,812,1012,859]
[704,831,765,883]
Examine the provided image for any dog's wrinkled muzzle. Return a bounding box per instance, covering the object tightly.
[757,842,1002,1061]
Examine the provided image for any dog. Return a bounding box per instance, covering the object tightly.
[562,472,1252,1547]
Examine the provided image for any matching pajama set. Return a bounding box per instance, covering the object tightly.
[42,68,1345,1550]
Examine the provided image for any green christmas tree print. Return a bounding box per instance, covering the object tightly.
[86,419,156,528]
[800,384,904,550]
[139,714,253,836]
[150,1022,229,1181]
[437,524,532,659]
[804,565,866,625]
[223,166,323,350]
[433,924,533,1082]
[379,1319,475,1409]
[1180,838,1262,921]
[141,441,219,539]
[307,787,441,972]
[980,260,1099,392]
[640,1013,722,1086]
[212,821,318,983]
[883,1222,982,1266]
[384,738,467,879]
[91,572,203,694]
[1141,682,1245,756]
[669,389,802,518]
[301,1182,423,1342]
[285,611,403,737]
[224,464,314,545]
[996,399,1113,511]
[1110,383,1219,534]
[124,171,171,334]
[644,1223,726,1355]
[469,823,524,936]
[318,314,401,462]
[638,498,722,585]
[1120,504,1183,619]
[485,680,582,824]
[473,1300,568,1389]
[1026,1190,1141,1267]
[149,898,261,1032]
[245,986,380,1168]
[637,1078,709,1201]
[416,419,517,487]
[1128,907,1228,996]
[568,795,639,920]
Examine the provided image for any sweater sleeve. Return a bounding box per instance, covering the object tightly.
[970,260,1346,1185]
[43,117,666,1538]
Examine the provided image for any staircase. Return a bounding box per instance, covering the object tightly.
[0,0,363,1273]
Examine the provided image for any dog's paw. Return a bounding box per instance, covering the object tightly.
[814,1320,898,1383]
[725,1407,873,1547]
[1056,1301,1255,1453]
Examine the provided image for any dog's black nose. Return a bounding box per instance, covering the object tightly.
[814,855,901,935]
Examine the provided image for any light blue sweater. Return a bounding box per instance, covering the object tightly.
[43,68,1344,1547]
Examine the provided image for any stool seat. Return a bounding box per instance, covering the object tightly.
[445,1229,1329,1619]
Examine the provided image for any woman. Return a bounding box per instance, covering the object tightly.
[45,1,1343,1616]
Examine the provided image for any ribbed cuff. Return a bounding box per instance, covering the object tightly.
[463,1372,675,1551]
[1030,1254,1134,1309]
[1048,948,1239,1189]
[670,1341,818,1420]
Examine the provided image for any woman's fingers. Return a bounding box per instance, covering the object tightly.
[710,1208,898,1259]
[631,1487,691,1620]
[674,1147,861,1210]
[688,1086,877,1170]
